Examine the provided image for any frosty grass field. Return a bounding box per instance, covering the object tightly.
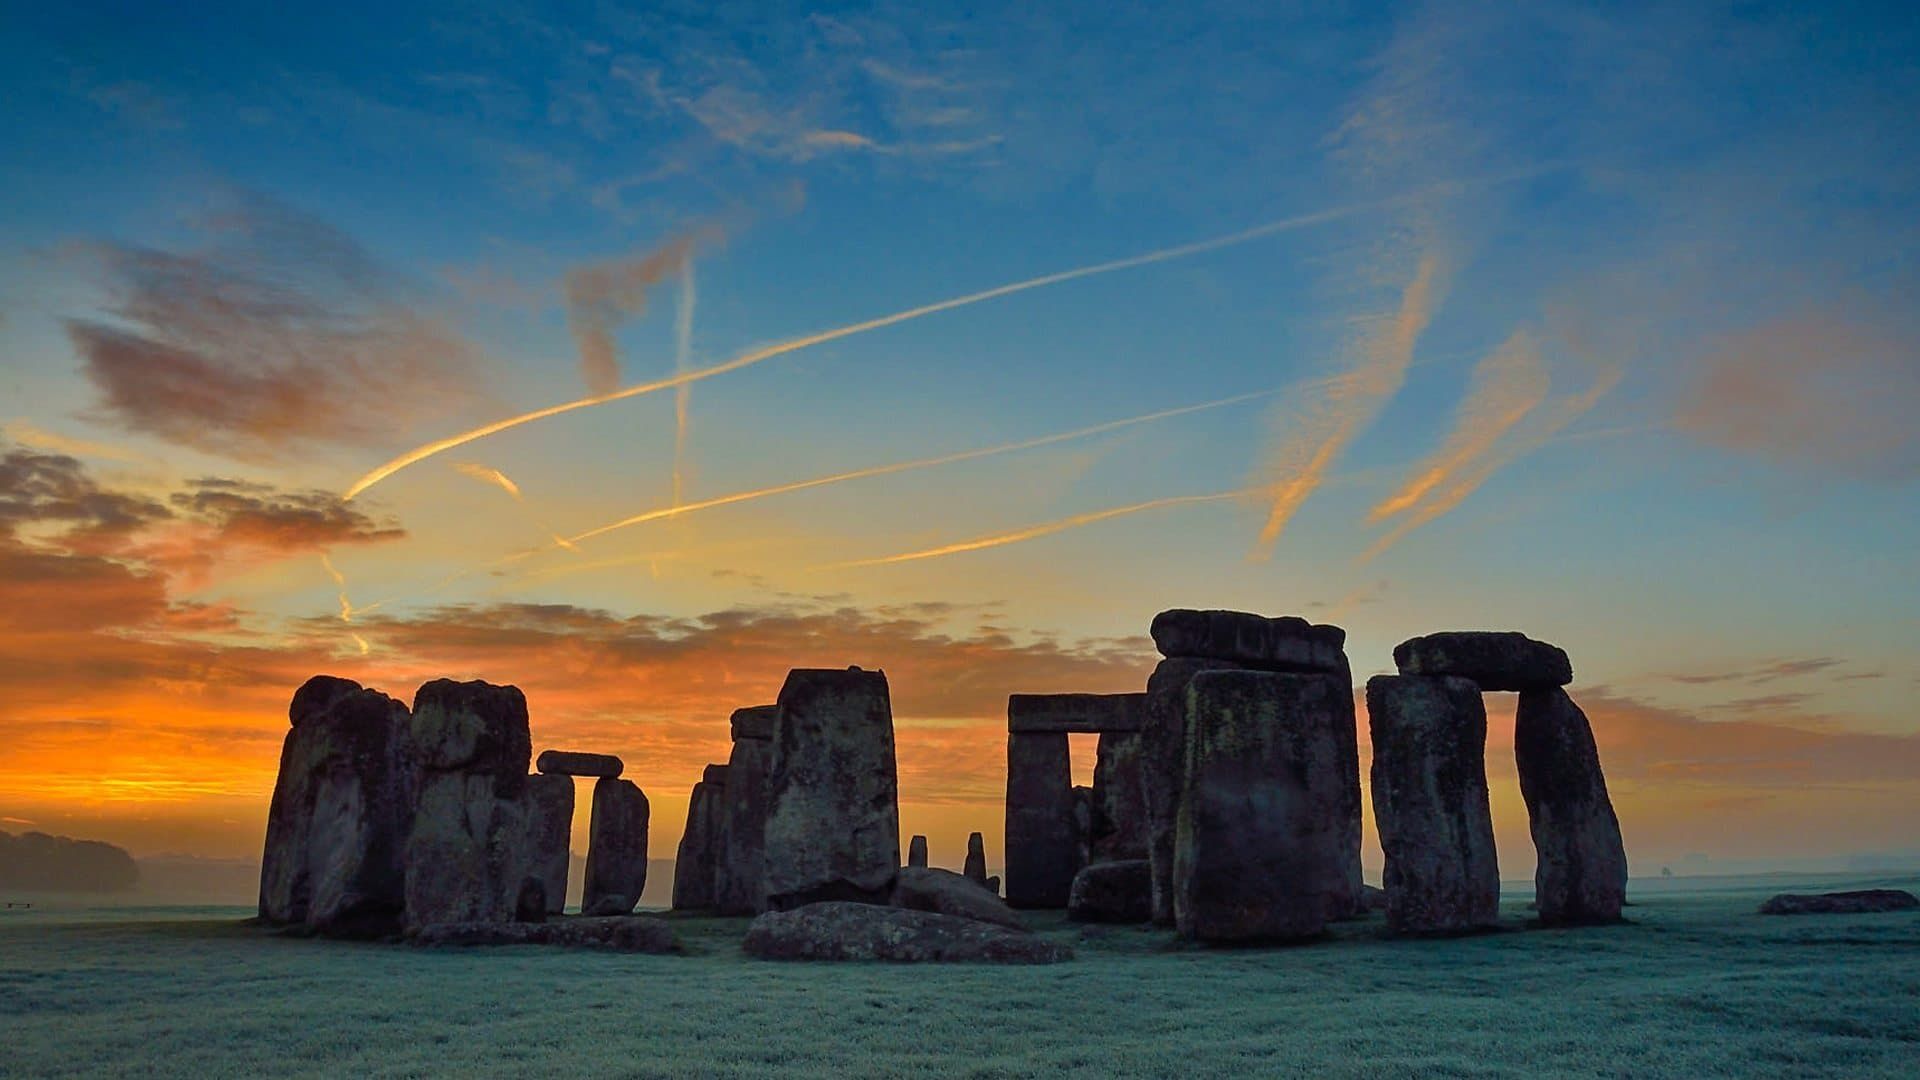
[2,873,1916,1079]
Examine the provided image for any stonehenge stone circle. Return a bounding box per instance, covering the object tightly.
[1515,687,1628,925]
[404,679,534,931]
[535,750,623,778]
[1174,669,1349,943]
[1067,859,1152,924]
[907,834,929,868]
[1366,675,1500,934]
[672,766,727,911]
[761,667,901,910]
[1393,631,1572,692]
[1003,729,1076,908]
[716,706,776,915]
[964,831,989,887]
[259,676,416,936]
[583,777,650,916]
[520,772,575,916]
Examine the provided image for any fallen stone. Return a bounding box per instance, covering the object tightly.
[730,704,777,742]
[743,902,1070,963]
[404,679,534,931]
[762,668,901,909]
[1515,688,1628,926]
[672,770,726,911]
[535,750,623,778]
[1759,889,1919,915]
[1067,859,1152,923]
[413,915,680,952]
[1393,631,1572,691]
[963,832,989,887]
[907,835,928,868]
[1367,675,1501,934]
[1175,669,1349,943]
[1142,656,1245,925]
[1004,730,1076,908]
[891,866,1025,929]
[583,778,650,916]
[1149,609,1346,672]
[259,676,416,937]
[715,727,773,915]
[520,772,575,915]
[1005,693,1146,734]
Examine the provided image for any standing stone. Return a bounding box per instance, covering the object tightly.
[964,832,989,888]
[520,772,575,916]
[1174,669,1348,942]
[259,676,416,937]
[584,778,650,915]
[1003,730,1076,908]
[1142,656,1243,924]
[907,835,929,868]
[1329,655,1364,919]
[1515,688,1628,926]
[672,766,727,911]
[1366,675,1500,934]
[716,707,775,915]
[1071,785,1094,869]
[1394,631,1572,691]
[762,668,900,909]
[1089,731,1149,862]
[404,679,533,931]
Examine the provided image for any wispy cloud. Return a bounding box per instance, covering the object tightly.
[563,228,718,397]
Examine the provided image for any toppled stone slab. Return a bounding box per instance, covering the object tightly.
[535,750,622,778]
[1150,609,1346,672]
[1005,693,1146,734]
[1068,860,1152,924]
[892,867,1025,929]
[1393,632,1572,691]
[583,778,650,916]
[1516,688,1628,926]
[1759,889,1919,915]
[1004,730,1076,908]
[730,705,777,742]
[412,915,680,952]
[762,668,901,909]
[743,902,1070,963]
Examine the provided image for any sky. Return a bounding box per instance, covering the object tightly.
[1,1,1916,879]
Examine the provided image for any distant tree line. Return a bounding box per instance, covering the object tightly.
[0,830,140,892]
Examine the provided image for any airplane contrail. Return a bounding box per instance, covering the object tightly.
[318,553,372,654]
[672,259,697,506]
[818,487,1258,569]
[450,462,580,552]
[562,386,1293,547]
[344,171,1547,501]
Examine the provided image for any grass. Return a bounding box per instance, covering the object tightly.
[1,874,1916,1078]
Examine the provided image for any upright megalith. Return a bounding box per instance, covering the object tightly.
[907,835,929,868]
[583,778,650,915]
[1089,731,1148,862]
[762,668,901,909]
[520,772,575,916]
[1003,730,1076,908]
[672,765,728,911]
[404,679,533,931]
[1366,675,1500,934]
[1393,631,1572,692]
[1515,687,1628,925]
[1143,657,1240,924]
[1174,669,1349,943]
[716,706,776,915]
[259,675,416,936]
[963,832,989,888]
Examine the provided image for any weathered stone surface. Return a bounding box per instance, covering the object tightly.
[891,866,1025,929]
[907,835,928,868]
[1005,693,1146,734]
[412,915,680,952]
[1360,884,1387,913]
[704,763,729,785]
[1329,655,1363,919]
[1142,656,1245,925]
[1759,889,1918,915]
[762,668,900,909]
[1394,631,1572,691]
[672,771,725,911]
[1149,609,1346,672]
[1367,675,1500,934]
[535,750,622,778]
[730,704,777,742]
[1174,669,1348,943]
[1004,731,1076,908]
[743,902,1070,964]
[520,773,574,915]
[1516,688,1628,926]
[583,778,650,916]
[403,679,533,932]
[1068,860,1152,923]
[1072,785,1093,869]
[963,832,989,887]
[260,676,416,937]
[1090,732,1149,862]
[715,732,773,915]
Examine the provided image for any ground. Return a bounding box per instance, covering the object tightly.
[2,874,1916,1078]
